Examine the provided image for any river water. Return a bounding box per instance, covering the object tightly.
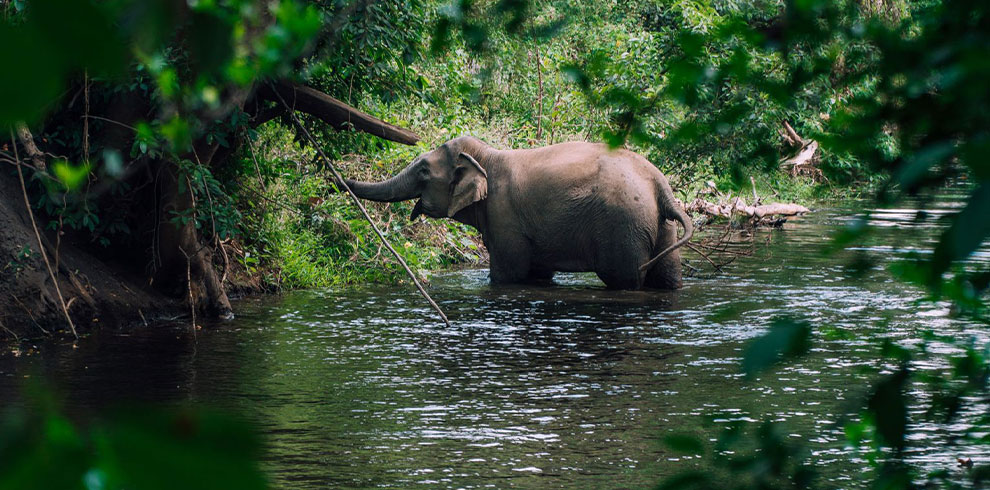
[1,188,988,489]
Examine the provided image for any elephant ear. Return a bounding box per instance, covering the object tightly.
[447,152,488,217]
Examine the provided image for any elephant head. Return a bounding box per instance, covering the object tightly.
[342,137,488,221]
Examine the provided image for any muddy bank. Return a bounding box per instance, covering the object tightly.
[0,172,182,340]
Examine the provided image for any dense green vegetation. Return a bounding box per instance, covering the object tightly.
[1,0,988,488]
[0,0,906,300]
[230,0,881,290]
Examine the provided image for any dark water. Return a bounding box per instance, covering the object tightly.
[2,188,988,489]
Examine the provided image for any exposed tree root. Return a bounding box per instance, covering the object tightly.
[11,130,77,338]
[153,163,233,321]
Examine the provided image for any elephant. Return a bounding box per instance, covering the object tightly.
[342,136,693,289]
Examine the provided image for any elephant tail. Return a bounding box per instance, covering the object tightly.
[639,203,693,273]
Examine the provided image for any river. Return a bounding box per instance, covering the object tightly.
[1,188,988,489]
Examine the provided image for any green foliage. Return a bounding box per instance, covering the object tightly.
[50,161,91,192]
[228,124,481,289]
[628,1,990,486]
[740,317,811,378]
[658,419,816,490]
[3,245,35,277]
[175,158,241,240]
[0,385,266,490]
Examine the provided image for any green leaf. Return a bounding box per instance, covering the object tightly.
[161,117,192,153]
[30,0,127,76]
[929,183,990,286]
[51,161,92,191]
[655,470,709,490]
[742,317,812,378]
[866,367,909,451]
[663,434,704,454]
[98,408,267,490]
[0,26,62,129]
[187,12,233,76]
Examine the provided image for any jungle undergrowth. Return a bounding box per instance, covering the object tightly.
[232,104,870,291]
[222,0,890,291]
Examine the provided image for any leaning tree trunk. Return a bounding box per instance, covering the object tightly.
[153,140,233,321]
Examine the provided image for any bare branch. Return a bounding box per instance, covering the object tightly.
[271,86,450,327]
[14,123,47,171]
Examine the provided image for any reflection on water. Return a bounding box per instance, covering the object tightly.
[1,189,988,489]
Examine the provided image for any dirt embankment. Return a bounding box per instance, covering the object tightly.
[0,172,181,340]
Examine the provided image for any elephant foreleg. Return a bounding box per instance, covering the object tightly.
[525,266,555,284]
[487,235,533,285]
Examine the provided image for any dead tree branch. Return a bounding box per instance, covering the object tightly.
[258,82,420,145]
[14,123,47,171]
[779,120,824,180]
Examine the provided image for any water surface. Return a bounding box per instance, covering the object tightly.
[1,189,987,488]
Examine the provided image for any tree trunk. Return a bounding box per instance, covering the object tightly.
[153,160,233,321]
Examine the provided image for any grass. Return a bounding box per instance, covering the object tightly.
[228,123,485,291]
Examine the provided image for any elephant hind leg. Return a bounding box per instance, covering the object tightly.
[644,259,682,289]
[644,220,683,289]
[596,247,649,290]
[598,272,644,290]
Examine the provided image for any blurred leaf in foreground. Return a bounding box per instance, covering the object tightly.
[0,384,266,490]
[741,317,812,378]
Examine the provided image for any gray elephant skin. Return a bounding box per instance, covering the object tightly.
[343,136,693,289]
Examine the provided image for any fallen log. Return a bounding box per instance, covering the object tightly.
[686,198,810,219]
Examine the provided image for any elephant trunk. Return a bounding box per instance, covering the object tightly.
[639,203,694,273]
[341,163,421,202]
